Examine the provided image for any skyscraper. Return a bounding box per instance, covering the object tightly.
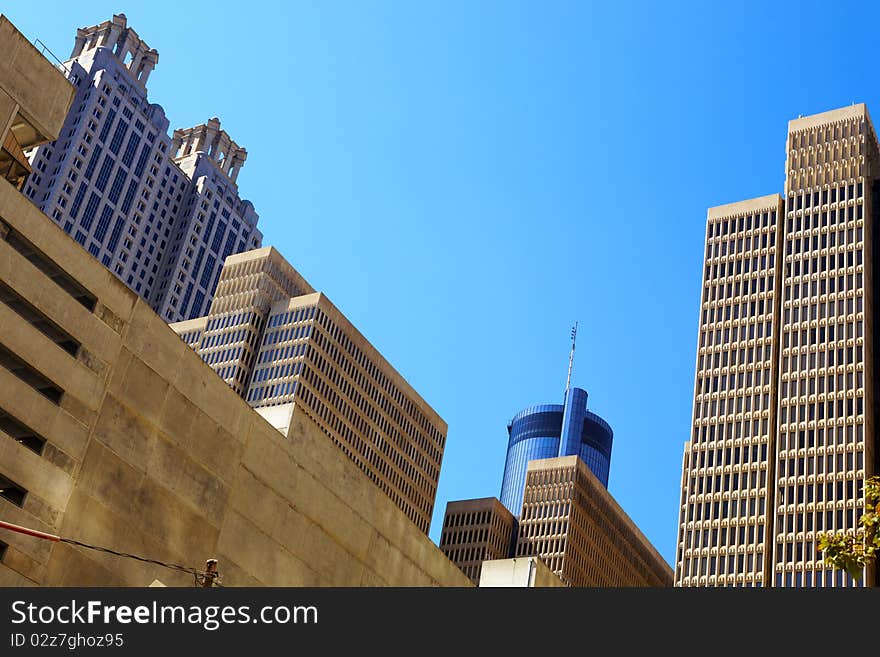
[499,387,613,516]
[171,247,447,534]
[439,333,671,586]
[676,104,878,587]
[21,14,262,323]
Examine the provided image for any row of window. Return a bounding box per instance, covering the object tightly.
[789,119,863,149]
[705,254,776,281]
[705,231,775,259]
[683,523,766,550]
[776,479,864,506]
[686,469,767,498]
[786,182,863,210]
[300,352,435,494]
[310,318,443,466]
[296,383,431,531]
[313,310,444,448]
[781,346,862,373]
[784,269,864,303]
[782,369,864,394]
[786,215,861,242]
[707,211,777,239]
[779,397,865,422]
[681,552,764,579]
[777,423,864,449]
[683,497,767,526]
[687,442,769,469]
[702,276,773,304]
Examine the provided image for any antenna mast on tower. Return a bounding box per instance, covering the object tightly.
[565,321,578,396]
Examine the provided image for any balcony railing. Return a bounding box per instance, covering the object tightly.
[32,38,70,77]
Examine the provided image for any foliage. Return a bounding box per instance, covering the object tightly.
[818,476,880,581]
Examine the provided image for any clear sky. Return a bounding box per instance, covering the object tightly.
[7,0,880,566]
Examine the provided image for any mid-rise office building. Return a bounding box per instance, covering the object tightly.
[676,104,879,587]
[516,456,672,586]
[438,497,516,584]
[171,248,447,534]
[21,14,261,322]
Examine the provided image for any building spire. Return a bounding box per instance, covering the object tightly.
[565,321,577,397]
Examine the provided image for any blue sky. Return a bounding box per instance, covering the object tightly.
[8,1,880,566]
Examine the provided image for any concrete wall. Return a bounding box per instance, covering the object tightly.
[0,15,74,147]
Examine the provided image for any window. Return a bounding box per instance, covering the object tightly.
[0,343,64,403]
[0,281,79,356]
[0,405,47,454]
[0,473,27,507]
[1,225,97,310]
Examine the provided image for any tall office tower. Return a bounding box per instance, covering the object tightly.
[21,14,261,322]
[775,106,877,587]
[171,248,447,534]
[676,104,879,587]
[676,195,783,588]
[516,456,673,586]
[499,386,613,516]
[438,498,516,584]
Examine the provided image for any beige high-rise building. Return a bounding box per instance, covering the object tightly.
[171,248,447,534]
[0,14,468,587]
[438,497,516,584]
[517,456,672,587]
[676,104,879,587]
[676,194,783,587]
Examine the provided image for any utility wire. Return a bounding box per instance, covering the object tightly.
[0,518,218,585]
[60,537,203,577]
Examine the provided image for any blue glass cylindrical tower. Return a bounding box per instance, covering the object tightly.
[499,404,563,514]
[579,410,613,487]
[499,387,613,516]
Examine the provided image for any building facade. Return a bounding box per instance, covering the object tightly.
[500,386,613,516]
[170,248,447,535]
[516,456,673,586]
[438,497,516,584]
[676,194,783,587]
[676,104,879,587]
[0,14,469,587]
[21,14,261,323]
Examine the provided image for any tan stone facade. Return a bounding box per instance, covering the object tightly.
[171,248,447,534]
[676,194,783,586]
[0,15,469,587]
[438,497,515,584]
[677,104,879,587]
[517,456,673,587]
